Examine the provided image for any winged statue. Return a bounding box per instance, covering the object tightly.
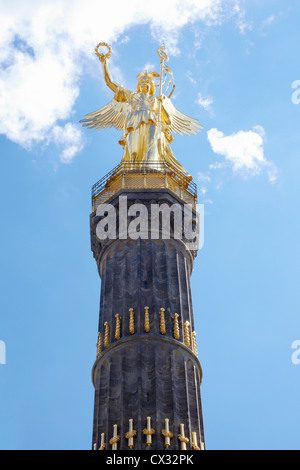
[80,43,202,179]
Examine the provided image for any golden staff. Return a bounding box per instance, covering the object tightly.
[157,43,169,123]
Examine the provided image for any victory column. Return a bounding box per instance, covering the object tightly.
[81,42,205,451]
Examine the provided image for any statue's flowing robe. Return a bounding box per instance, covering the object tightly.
[114,87,192,179]
[81,85,202,182]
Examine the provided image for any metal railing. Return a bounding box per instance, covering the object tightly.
[91,161,197,209]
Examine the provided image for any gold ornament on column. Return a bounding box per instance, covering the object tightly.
[192,331,198,356]
[96,332,102,357]
[178,424,189,450]
[104,322,110,347]
[192,432,200,450]
[184,321,191,347]
[115,314,121,340]
[172,313,180,339]
[143,417,155,446]
[159,308,166,335]
[162,418,173,448]
[144,306,150,333]
[125,419,137,449]
[109,424,120,450]
[129,308,135,334]
[99,433,106,450]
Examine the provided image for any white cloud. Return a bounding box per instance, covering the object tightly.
[231,0,253,34]
[119,35,130,45]
[197,172,211,183]
[252,125,266,138]
[0,0,245,162]
[209,161,227,170]
[51,123,84,164]
[207,126,277,183]
[196,92,214,112]
[143,62,156,72]
[186,71,197,85]
[267,164,278,184]
[261,14,275,31]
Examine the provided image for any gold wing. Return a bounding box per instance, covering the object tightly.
[162,96,203,136]
[80,98,129,131]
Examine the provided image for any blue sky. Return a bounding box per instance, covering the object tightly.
[0,0,300,450]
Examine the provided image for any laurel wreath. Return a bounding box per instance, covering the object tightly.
[95,42,112,62]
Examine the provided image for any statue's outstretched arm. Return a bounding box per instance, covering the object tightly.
[101,58,118,94]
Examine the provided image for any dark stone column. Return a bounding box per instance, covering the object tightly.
[90,189,205,450]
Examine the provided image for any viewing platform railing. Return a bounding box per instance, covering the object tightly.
[92,161,197,211]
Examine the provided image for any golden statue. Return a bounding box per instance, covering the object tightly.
[80,43,202,179]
